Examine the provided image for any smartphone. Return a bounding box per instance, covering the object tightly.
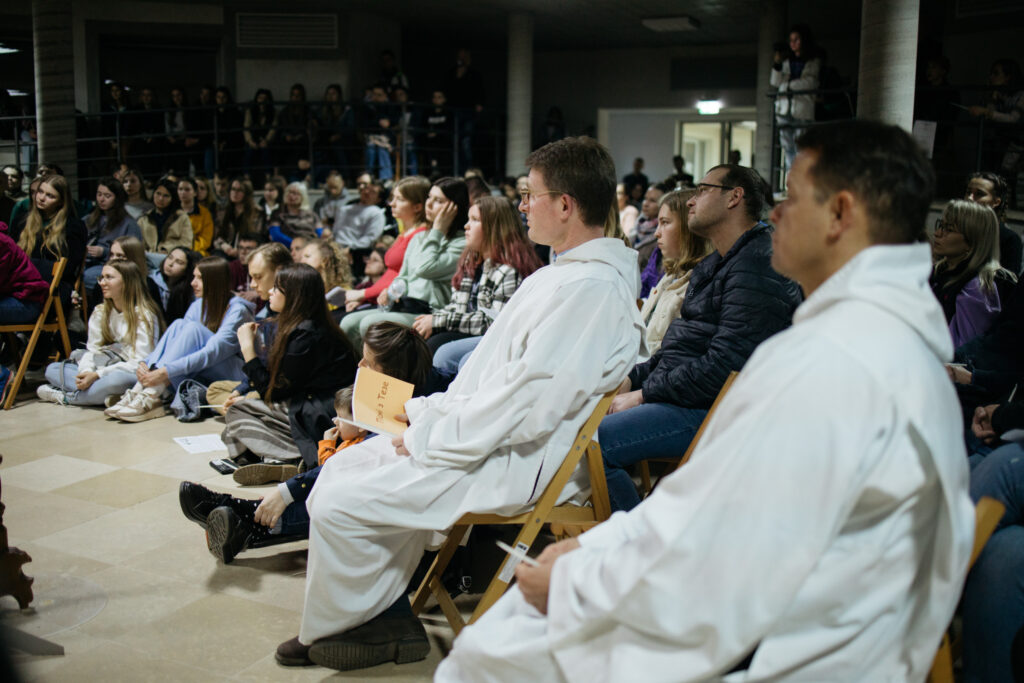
[209,458,239,474]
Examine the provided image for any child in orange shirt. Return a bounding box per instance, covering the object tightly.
[317,386,368,466]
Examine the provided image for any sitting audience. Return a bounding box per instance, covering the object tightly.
[221,263,358,478]
[228,234,261,294]
[137,178,193,254]
[151,246,196,324]
[213,177,262,258]
[88,235,162,310]
[345,176,429,311]
[412,195,542,354]
[121,167,154,221]
[83,177,142,290]
[965,171,1022,275]
[0,228,48,324]
[38,260,162,406]
[639,189,712,353]
[299,238,352,298]
[178,177,215,255]
[340,176,468,349]
[105,256,255,422]
[328,175,386,271]
[260,176,285,225]
[930,199,1016,348]
[616,182,639,241]
[178,321,441,563]
[313,172,346,226]
[632,182,670,271]
[601,165,801,513]
[269,182,319,246]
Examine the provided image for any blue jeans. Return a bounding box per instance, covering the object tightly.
[433,335,481,376]
[147,318,242,389]
[364,144,393,181]
[962,441,1024,682]
[599,401,708,512]
[44,361,136,405]
[0,296,41,324]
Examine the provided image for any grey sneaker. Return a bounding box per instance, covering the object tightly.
[36,384,68,405]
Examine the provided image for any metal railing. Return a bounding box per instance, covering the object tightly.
[0,99,507,191]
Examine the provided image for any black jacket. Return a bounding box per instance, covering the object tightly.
[629,223,802,408]
[243,320,357,468]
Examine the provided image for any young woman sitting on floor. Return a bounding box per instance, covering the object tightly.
[105,255,255,422]
[151,246,197,325]
[38,260,162,406]
[413,195,542,356]
[221,263,358,481]
[179,321,450,563]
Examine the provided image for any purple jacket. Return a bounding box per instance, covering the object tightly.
[0,226,49,304]
[949,276,1002,348]
[640,247,663,299]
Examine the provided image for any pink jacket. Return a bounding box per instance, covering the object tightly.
[0,225,49,304]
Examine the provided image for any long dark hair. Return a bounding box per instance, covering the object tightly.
[363,321,431,389]
[434,177,470,235]
[197,255,232,332]
[88,176,129,234]
[264,263,354,401]
[452,196,542,289]
[162,247,197,322]
[218,176,259,245]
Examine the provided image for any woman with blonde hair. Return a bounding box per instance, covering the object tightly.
[412,194,542,353]
[37,259,162,406]
[641,189,712,352]
[931,199,1017,347]
[268,182,318,245]
[13,173,88,298]
[300,239,352,296]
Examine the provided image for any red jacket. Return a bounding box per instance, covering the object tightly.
[0,227,48,305]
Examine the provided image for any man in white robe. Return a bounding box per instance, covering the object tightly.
[276,136,645,670]
[438,121,975,681]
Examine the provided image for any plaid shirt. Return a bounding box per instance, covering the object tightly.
[432,259,523,336]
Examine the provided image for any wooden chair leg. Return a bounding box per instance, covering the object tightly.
[3,329,41,411]
[410,525,471,634]
[54,302,71,358]
[468,516,550,624]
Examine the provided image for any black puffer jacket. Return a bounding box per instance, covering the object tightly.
[629,223,801,408]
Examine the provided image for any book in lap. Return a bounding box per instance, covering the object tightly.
[345,366,415,439]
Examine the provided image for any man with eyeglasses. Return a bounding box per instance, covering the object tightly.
[274,136,644,672]
[599,163,801,513]
[440,120,973,683]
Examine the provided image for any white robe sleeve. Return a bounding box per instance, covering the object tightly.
[403,279,640,469]
[546,352,889,676]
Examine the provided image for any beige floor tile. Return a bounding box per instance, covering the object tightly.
[3,540,113,579]
[19,639,219,682]
[130,450,234,481]
[53,468,180,508]
[0,454,118,492]
[1,484,118,541]
[110,592,304,677]
[10,629,112,683]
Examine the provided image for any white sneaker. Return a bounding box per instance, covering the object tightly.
[36,384,69,405]
[115,390,166,423]
[104,389,137,418]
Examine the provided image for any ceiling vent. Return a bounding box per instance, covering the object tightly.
[237,13,338,49]
[955,0,1024,17]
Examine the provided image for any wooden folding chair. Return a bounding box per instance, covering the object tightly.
[639,370,739,494]
[1,258,72,410]
[927,495,1006,683]
[410,390,616,634]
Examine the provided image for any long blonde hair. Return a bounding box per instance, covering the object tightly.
[935,199,1015,294]
[98,260,163,348]
[659,189,711,277]
[19,175,75,259]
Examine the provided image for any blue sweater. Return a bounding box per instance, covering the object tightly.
[161,296,255,385]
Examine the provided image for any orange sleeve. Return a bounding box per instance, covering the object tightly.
[317,439,337,466]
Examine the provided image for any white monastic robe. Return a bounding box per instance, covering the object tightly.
[439,244,975,682]
[299,237,645,643]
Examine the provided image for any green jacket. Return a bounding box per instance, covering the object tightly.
[394,227,466,309]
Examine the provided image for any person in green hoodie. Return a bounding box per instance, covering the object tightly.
[339,176,468,350]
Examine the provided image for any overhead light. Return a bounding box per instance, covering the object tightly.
[7,89,28,97]
[0,44,19,55]
[642,16,700,32]
[697,100,722,115]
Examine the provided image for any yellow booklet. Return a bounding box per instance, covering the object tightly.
[345,366,415,439]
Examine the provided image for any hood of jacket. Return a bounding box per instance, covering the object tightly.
[554,237,641,300]
[794,243,953,362]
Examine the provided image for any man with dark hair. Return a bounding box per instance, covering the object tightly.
[622,156,648,198]
[663,154,694,187]
[599,162,800,512]
[965,171,1021,274]
[273,136,644,672]
[440,119,973,682]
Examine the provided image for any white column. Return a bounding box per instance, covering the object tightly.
[754,0,786,186]
[857,0,920,132]
[32,0,78,190]
[506,13,533,177]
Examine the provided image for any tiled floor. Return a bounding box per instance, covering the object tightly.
[0,396,455,681]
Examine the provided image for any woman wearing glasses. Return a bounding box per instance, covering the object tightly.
[930,199,1017,348]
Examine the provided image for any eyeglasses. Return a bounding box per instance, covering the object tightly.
[934,219,959,235]
[519,189,569,204]
[695,183,736,197]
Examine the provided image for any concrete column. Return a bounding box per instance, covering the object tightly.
[857,0,920,131]
[754,0,786,186]
[32,0,78,191]
[506,13,533,177]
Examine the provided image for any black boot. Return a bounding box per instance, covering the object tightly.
[205,504,305,563]
[179,482,232,529]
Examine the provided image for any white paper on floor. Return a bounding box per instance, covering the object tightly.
[173,434,228,454]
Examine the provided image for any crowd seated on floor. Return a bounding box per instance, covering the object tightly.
[3,120,1024,678]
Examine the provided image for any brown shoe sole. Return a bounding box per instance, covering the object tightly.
[308,632,430,671]
[232,463,299,486]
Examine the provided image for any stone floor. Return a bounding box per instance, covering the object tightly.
[0,392,456,681]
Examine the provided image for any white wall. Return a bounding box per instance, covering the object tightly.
[235,59,350,104]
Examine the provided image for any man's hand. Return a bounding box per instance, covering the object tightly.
[75,371,100,390]
[946,364,972,385]
[514,538,581,615]
[973,404,1000,444]
[86,245,104,259]
[608,389,643,414]
[412,314,433,339]
[254,489,287,528]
